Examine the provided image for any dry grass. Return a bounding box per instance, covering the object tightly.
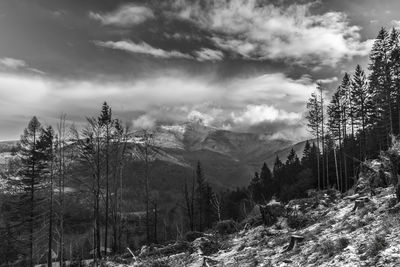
[366,234,387,257]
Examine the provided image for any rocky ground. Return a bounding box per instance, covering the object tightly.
[103,168,400,266]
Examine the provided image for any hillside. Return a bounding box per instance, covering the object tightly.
[103,170,400,267]
[135,122,296,188]
[0,123,298,189]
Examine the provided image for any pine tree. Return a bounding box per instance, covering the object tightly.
[351,64,372,159]
[98,102,113,255]
[38,126,55,267]
[259,163,273,201]
[388,28,400,134]
[18,117,52,266]
[272,156,284,197]
[369,27,391,147]
[317,83,328,189]
[306,92,322,189]
[327,91,344,191]
[338,73,352,191]
[196,161,205,231]
[249,171,263,203]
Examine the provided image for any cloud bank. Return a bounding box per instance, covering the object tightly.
[0,70,316,141]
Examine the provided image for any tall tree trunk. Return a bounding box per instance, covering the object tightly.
[334,148,340,191]
[320,89,325,189]
[144,132,150,244]
[154,202,157,243]
[48,151,54,267]
[29,130,37,267]
[316,134,320,190]
[105,125,109,256]
[96,136,101,259]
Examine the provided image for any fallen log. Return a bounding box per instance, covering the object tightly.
[344,194,360,201]
[140,241,191,257]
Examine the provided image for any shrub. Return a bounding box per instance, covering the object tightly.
[366,234,387,257]
[215,220,238,235]
[184,231,204,242]
[337,237,350,250]
[320,239,336,257]
[318,237,349,257]
[287,214,309,229]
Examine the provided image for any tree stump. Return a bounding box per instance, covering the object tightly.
[352,199,366,211]
[260,202,283,226]
[260,206,275,226]
[284,235,304,252]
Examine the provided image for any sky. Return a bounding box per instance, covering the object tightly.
[1,0,400,141]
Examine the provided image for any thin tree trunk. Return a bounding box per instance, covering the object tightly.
[29,129,37,267]
[105,125,109,256]
[320,88,325,189]
[154,202,157,243]
[96,135,101,259]
[316,134,320,190]
[334,148,340,191]
[48,146,54,267]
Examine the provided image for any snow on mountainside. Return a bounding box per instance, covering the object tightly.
[0,123,302,188]
[137,121,296,187]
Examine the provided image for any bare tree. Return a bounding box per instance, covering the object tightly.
[210,192,222,222]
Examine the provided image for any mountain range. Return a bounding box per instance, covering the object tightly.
[142,121,310,188]
[0,121,311,189]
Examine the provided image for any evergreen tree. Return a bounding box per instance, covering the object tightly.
[259,163,273,201]
[196,161,205,231]
[249,171,263,203]
[98,102,113,255]
[272,156,284,196]
[388,27,400,134]
[351,64,372,159]
[18,117,53,266]
[369,27,391,147]
[306,92,322,189]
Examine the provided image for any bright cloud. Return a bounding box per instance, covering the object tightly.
[0,58,27,69]
[94,40,192,59]
[231,105,301,125]
[95,39,226,62]
[0,70,317,140]
[89,4,154,26]
[132,114,156,129]
[172,0,374,65]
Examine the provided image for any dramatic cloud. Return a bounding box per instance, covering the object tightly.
[89,4,154,26]
[171,0,374,65]
[94,40,192,59]
[0,70,316,140]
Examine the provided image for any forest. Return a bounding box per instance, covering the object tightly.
[2,26,400,266]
